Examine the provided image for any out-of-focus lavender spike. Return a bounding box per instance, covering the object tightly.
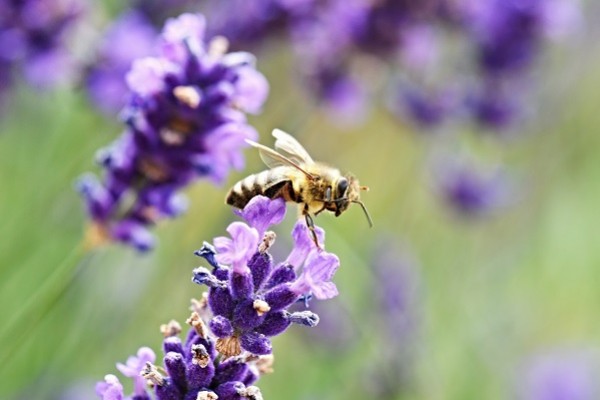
[78,13,269,251]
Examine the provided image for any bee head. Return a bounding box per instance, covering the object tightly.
[332,175,373,227]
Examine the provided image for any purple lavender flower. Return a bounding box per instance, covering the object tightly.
[361,239,422,397]
[0,0,84,102]
[78,13,269,251]
[86,10,157,115]
[96,196,341,399]
[204,0,311,51]
[95,374,125,400]
[433,156,512,216]
[193,196,338,357]
[519,350,599,400]
[391,85,457,129]
[133,0,198,26]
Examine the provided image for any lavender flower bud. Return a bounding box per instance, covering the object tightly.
[247,252,272,290]
[194,242,220,268]
[230,271,254,300]
[209,315,234,338]
[233,299,267,330]
[254,311,291,337]
[163,336,184,355]
[193,267,227,289]
[288,311,320,327]
[264,264,296,289]
[164,352,188,392]
[240,332,272,355]
[214,359,251,387]
[263,285,298,312]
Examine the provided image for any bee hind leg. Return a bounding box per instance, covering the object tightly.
[304,213,322,250]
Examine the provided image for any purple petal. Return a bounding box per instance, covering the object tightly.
[285,220,323,269]
[160,13,206,62]
[233,66,269,114]
[95,375,124,400]
[126,57,177,96]
[116,347,155,396]
[239,196,286,236]
[214,222,259,274]
[290,251,340,299]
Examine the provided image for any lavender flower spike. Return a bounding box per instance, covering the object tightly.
[78,13,269,251]
[96,196,342,398]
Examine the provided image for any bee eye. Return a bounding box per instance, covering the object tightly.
[337,178,349,198]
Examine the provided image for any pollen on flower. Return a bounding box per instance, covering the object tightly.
[173,85,202,108]
[190,294,210,317]
[258,231,276,253]
[208,36,229,57]
[187,312,208,338]
[159,128,187,146]
[253,300,271,316]
[138,158,170,182]
[191,344,211,368]
[197,391,219,400]
[141,361,165,386]
[239,385,263,400]
[216,335,242,358]
[160,320,182,337]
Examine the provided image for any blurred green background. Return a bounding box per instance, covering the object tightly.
[2,8,600,400]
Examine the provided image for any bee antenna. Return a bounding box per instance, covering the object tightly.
[352,200,373,228]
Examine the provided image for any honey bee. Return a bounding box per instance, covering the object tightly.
[226,128,372,247]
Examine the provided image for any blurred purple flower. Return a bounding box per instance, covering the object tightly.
[520,350,599,400]
[0,0,84,103]
[78,13,268,251]
[433,156,512,216]
[472,0,568,76]
[134,0,197,26]
[86,10,157,115]
[372,239,422,346]
[205,0,310,50]
[363,238,422,398]
[391,86,458,129]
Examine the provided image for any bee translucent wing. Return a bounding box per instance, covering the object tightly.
[272,128,314,165]
[245,139,315,179]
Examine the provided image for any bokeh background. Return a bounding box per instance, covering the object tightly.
[2,0,600,399]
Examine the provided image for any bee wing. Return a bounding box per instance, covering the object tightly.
[245,139,316,179]
[272,128,315,165]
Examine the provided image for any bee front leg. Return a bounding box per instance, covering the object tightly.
[304,212,322,250]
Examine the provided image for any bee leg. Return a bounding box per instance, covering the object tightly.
[304,213,321,250]
[315,203,328,216]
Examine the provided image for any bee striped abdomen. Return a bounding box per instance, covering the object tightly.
[226,169,293,209]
